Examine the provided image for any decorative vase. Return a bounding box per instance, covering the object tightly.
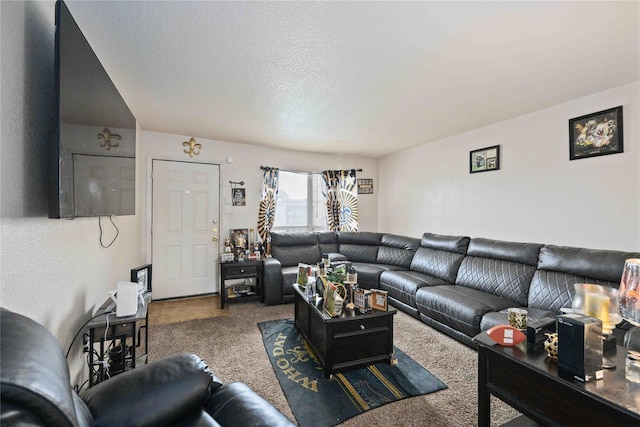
[544,332,558,360]
[571,283,621,334]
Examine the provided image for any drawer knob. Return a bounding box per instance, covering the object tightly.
[360,325,365,330]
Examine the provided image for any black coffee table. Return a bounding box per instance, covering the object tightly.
[475,331,640,426]
[293,284,396,378]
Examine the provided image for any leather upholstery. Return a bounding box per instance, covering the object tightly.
[0,308,294,427]
[263,231,638,348]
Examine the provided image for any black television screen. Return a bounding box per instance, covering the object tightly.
[50,0,136,219]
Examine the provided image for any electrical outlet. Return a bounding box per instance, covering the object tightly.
[82,333,90,353]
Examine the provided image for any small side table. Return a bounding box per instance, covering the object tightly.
[220,260,263,309]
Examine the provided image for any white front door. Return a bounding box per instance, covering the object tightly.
[152,160,220,299]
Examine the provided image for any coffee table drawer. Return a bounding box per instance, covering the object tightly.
[332,316,390,337]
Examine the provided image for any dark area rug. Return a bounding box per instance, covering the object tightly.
[258,318,447,427]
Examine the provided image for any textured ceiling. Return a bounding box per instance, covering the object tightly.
[65,1,639,158]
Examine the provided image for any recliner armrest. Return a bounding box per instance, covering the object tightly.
[263,258,283,305]
[81,354,219,427]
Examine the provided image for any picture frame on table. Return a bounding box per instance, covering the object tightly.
[130,264,152,294]
[230,228,249,250]
[371,289,388,311]
[470,145,500,174]
[569,106,623,160]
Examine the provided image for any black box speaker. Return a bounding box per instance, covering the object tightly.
[526,317,556,350]
[557,313,603,382]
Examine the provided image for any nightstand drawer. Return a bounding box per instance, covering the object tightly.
[226,265,259,277]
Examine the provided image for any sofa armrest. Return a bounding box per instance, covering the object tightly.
[205,382,295,426]
[81,354,218,427]
[263,257,284,305]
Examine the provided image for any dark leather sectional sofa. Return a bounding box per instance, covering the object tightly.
[264,231,640,347]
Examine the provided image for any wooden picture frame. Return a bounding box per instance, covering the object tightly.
[130,264,152,294]
[230,228,249,250]
[470,145,500,174]
[357,178,374,194]
[569,106,623,160]
[371,289,388,311]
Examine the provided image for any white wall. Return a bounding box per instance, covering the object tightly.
[138,130,380,257]
[0,0,144,386]
[378,82,640,251]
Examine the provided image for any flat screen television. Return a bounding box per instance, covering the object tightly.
[50,0,136,219]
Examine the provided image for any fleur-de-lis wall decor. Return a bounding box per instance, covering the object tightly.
[183,137,202,157]
[97,128,121,150]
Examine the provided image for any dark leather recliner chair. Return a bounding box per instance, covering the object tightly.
[0,308,295,427]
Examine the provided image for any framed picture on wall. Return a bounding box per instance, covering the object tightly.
[470,145,500,174]
[569,106,623,160]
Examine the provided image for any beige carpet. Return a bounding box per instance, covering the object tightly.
[147,301,520,426]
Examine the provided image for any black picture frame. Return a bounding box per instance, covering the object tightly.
[357,178,374,194]
[230,228,249,250]
[231,188,246,206]
[131,264,152,294]
[470,145,500,174]
[569,106,623,160]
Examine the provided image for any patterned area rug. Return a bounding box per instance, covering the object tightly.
[258,318,447,427]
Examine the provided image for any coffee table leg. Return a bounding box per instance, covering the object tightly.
[478,347,491,427]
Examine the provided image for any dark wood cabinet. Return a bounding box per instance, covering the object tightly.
[219,260,263,309]
[293,284,396,378]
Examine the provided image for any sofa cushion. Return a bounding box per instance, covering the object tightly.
[350,262,406,289]
[375,234,420,268]
[338,232,382,263]
[317,231,339,256]
[528,245,640,312]
[379,270,451,309]
[415,285,516,338]
[421,232,471,254]
[280,266,300,296]
[455,238,543,306]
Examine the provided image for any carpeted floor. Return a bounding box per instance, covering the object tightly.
[148,301,520,426]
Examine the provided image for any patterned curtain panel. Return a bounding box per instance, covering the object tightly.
[321,169,358,232]
[258,167,279,255]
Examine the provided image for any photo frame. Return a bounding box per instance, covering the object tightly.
[130,264,152,294]
[470,145,500,174]
[371,289,388,311]
[357,178,374,194]
[231,188,246,206]
[569,106,623,160]
[230,228,249,250]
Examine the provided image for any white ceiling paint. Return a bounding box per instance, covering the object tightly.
[65,1,639,158]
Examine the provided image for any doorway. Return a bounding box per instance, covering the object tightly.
[151,160,220,299]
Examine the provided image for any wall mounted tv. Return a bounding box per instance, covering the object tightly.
[50,0,136,219]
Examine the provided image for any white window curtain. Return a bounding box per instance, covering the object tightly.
[321,169,358,232]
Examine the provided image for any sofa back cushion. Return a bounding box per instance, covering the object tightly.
[410,233,470,282]
[455,238,543,305]
[338,232,382,263]
[270,232,321,267]
[317,231,339,256]
[528,245,640,312]
[376,234,420,268]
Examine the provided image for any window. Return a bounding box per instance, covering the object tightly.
[273,171,327,231]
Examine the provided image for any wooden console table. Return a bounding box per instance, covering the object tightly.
[293,283,396,378]
[475,331,640,426]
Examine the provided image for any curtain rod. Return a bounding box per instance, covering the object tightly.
[261,166,363,174]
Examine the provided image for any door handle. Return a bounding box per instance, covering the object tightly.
[212,236,219,241]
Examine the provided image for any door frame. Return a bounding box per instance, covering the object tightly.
[145,156,223,296]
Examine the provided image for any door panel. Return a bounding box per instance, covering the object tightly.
[152,160,220,299]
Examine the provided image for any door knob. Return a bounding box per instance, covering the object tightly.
[212,236,219,241]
